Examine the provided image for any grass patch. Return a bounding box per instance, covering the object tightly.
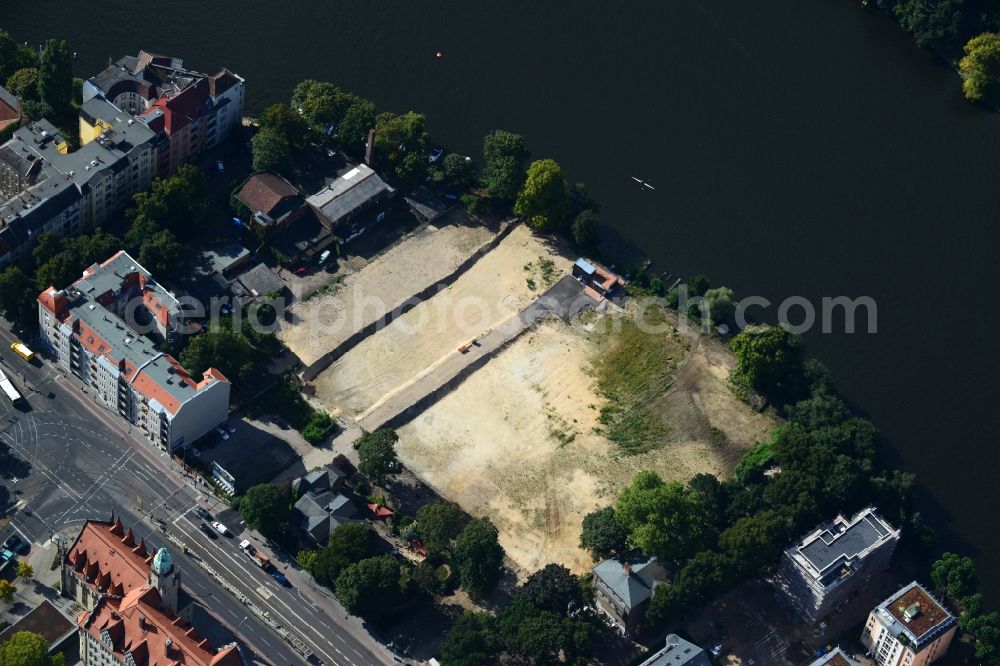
[592,305,683,454]
[306,275,345,301]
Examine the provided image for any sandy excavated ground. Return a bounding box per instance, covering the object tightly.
[311,224,570,418]
[397,312,776,576]
[278,221,496,366]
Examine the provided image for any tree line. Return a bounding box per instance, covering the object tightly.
[871,0,1000,103]
[250,78,604,254]
[1,29,82,146]
[565,307,1000,660]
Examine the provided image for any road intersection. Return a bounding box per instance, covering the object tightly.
[0,325,398,666]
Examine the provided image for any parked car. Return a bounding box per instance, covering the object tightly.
[427,148,444,163]
[271,570,290,587]
[189,447,201,458]
[195,507,212,521]
[4,534,29,555]
[200,522,218,539]
[215,427,230,441]
[226,422,236,434]
[216,160,225,173]
[211,521,230,537]
[294,265,308,276]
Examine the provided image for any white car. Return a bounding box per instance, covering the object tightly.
[189,447,201,458]
[216,427,230,440]
[428,148,444,163]
[216,160,225,173]
[212,521,229,536]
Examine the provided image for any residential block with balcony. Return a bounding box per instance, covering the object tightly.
[861,581,956,666]
[37,251,229,453]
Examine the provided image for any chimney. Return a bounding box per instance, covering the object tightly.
[364,128,376,166]
[164,639,173,656]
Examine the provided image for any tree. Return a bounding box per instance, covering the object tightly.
[440,612,501,666]
[703,286,736,324]
[931,552,980,601]
[960,32,1000,102]
[571,210,600,251]
[16,561,34,580]
[251,127,293,174]
[514,159,570,231]
[895,0,963,50]
[239,484,288,534]
[334,554,402,620]
[443,153,475,188]
[297,549,318,573]
[718,510,791,576]
[124,216,162,255]
[396,150,428,184]
[336,97,376,150]
[579,506,628,560]
[0,266,38,331]
[521,564,582,614]
[415,502,464,554]
[614,471,712,563]
[260,103,309,148]
[375,111,430,165]
[138,230,182,280]
[453,517,505,598]
[730,325,804,399]
[0,631,66,666]
[37,39,73,117]
[312,523,372,587]
[687,473,728,529]
[0,30,38,82]
[497,595,600,664]
[0,578,15,602]
[126,165,211,238]
[291,80,356,128]
[179,328,256,380]
[481,130,528,201]
[354,429,401,485]
[6,67,39,101]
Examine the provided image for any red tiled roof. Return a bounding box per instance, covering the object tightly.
[81,586,242,666]
[65,517,152,599]
[236,173,300,216]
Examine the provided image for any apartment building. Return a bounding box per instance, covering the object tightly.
[85,50,245,175]
[66,516,242,666]
[37,251,229,452]
[0,113,156,267]
[0,53,243,267]
[774,507,900,622]
[861,581,956,666]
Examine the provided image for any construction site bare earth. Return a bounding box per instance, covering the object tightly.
[279,215,776,574]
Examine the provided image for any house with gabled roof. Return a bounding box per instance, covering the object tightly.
[592,556,667,635]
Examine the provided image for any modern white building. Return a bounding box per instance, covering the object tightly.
[37,251,229,452]
[862,581,956,666]
[775,507,900,622]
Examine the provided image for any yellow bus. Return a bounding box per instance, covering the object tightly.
[10,342,34,362]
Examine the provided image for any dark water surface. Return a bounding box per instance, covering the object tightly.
[6,0,1000,596]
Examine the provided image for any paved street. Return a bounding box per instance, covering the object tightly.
[0,324,398,666]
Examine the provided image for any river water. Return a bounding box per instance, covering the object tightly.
[6,0,1000,599]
